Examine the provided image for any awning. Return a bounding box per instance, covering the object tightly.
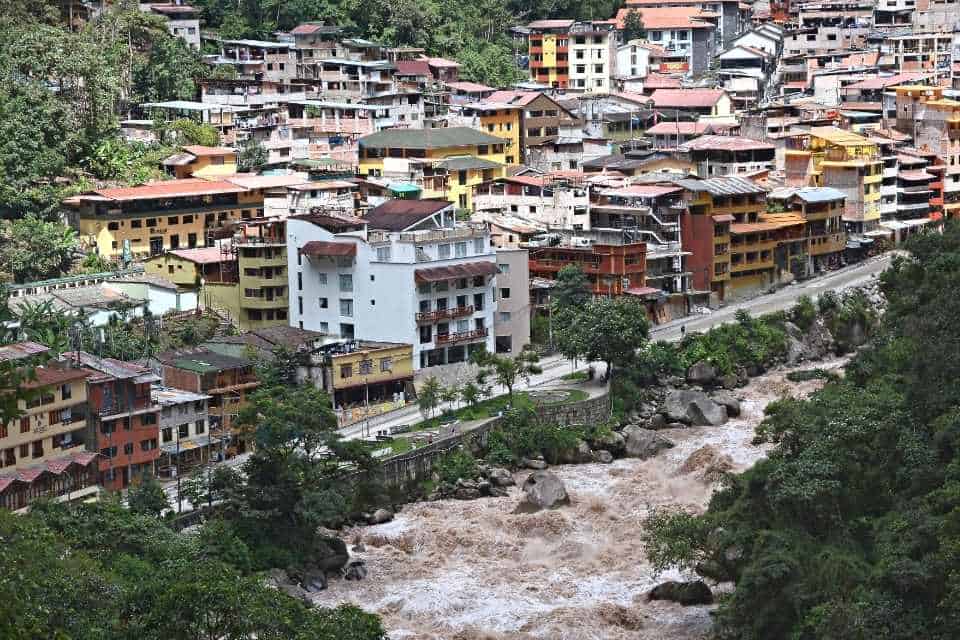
[625,286,665,300]
[389,182,421,194]
[415,261,498,283]
[161,435,223,455]
[712,214,735,222]
[301,241,357,258]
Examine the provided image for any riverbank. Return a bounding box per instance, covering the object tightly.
[310,357,849,639]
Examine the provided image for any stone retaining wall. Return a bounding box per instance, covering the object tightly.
[374,385,611,487]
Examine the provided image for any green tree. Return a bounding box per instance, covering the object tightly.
[79,252,115,275]
[440,382,461,409]
[621,9,644,42]
[169,119,221,147]
[418,376,442,418]
[558,297,650,378]
[551,264,591,311]
[460,380,482,408]
[237,137,268,172]
[471,347,542,400]
[0,215,77,283]
[127,476,170,518]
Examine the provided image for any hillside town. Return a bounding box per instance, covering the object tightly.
[2,1,960,639]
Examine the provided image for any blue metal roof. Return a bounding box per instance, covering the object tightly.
[769,186,846,203]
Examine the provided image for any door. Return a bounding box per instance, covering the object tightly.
[149,237,164,255]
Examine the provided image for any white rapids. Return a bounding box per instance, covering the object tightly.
[312,359,847,639]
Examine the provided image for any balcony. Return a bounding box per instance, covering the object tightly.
[436,328,488,345]
[417,305,474,324]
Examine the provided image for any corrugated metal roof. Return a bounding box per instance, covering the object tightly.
[415,261,498,283]
[675,176,767,196]
[433,156,503,171]
[301,241,357,258]
[0,342,49,362]
[768,186,846,202]
[359,127,509,150]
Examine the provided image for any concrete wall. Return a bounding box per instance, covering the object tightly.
[494,248,531,356]
[691,29,714,75]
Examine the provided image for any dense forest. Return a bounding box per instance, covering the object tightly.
[643,223,960,639]
[0,0,621,283]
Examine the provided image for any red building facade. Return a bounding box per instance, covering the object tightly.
[528,242,647,295]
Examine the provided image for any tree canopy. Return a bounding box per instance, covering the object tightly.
[642,223,960,640]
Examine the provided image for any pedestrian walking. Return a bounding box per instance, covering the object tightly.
[680,324,686,339]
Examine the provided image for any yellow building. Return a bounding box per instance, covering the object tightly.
[202,219,289,331]
[0,342,100,511]
[162,145,238,179]
[327,341,414,424]
[65,178,264,260]
[768,187,847,275]
[678,176,804,301]
[527,20,572,89]
[458,103,523,164]
[785,127,882,233]
[358,127,510,210]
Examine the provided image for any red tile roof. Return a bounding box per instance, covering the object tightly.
[0,341,49,362]
[291,23,333,34]
[183,145,236,157]
[23,365,93,390]
[615,6,717,29]
[300,241,358,258]
[843,72,928,90]
[446,81,495,93]
[93,178,245,201]
[365,199,452,231]
[650,88,728,108]
[679,134,774,151]
[395,60,432,77]
[643,73,683,89]
[167,247,231,265]
[423,57,460,69]
[486,90,540,106]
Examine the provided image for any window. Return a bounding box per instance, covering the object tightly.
[142,413,156,426]
[179,424,189,438]
[339,274,353,292]
[340,363,353,378]
[473,275,485,287]
[499,312,511,322]
[380,357,392,372]
[438,244,451,259]
[19,444,28,458]
[500,287,511,299]
[474,292,484,311]
[376,246,391,261]
[359,358,373,375]
[124,442,134,455]
[162,428,173,443]
[20,417,29,434]
[140,439,156,452]
[457,319,469,332]
[0,424,5,439]
[168,216,179,225]
[455,242,467,257]
[419,325,432,344]
[100,446,116,459]
[457,278,469,290]
[318,297,328,309]
[320,322,329,332]
[195,419,205,435]
[576,65,586,73]
[297,272,303,290]
[340,299,353,317]
[594,64,603,73]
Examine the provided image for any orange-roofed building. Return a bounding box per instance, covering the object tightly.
[613,6,718,74]
[620,0,746,48]
[162,145,238,179]
[66,178,265,261]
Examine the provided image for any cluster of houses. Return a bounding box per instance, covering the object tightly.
[9,1,960,508]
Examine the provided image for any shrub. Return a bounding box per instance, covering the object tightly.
[789,295,817,331]
[433,448,478,484]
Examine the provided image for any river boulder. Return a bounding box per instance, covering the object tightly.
[591,429,626,454]
[516,470,570,512]
[686,360,717,386]
[367,508,394,525]
[709,391,741,418]
[558,439,595,464]
[663,390,728,426]
[487,467,515,487]
[622,426,674,459]
[647,580,713,605]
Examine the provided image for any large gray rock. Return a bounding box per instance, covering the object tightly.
[686,360,717,386]
[709,391,741,418]
[663,390,728,426]
[312,536,350,573]
[594,449,614,464]
[523,457,548,470]
[487,467,515,487]
[591,429,626,454]
[367,508,394,525]
[647,413,668,430]
[647,580,713,605]
[622,426,674,459]
[558,439,594,464]
[516,470,570,512]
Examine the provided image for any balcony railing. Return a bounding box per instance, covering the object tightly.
[436,328,488,345]
[417,305,474,324]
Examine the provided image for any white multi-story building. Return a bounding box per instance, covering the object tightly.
[569,22,616,93]
[287,200,498,369]
[142,4,200,49]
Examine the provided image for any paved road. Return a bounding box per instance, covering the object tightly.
[340,253,894,441]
